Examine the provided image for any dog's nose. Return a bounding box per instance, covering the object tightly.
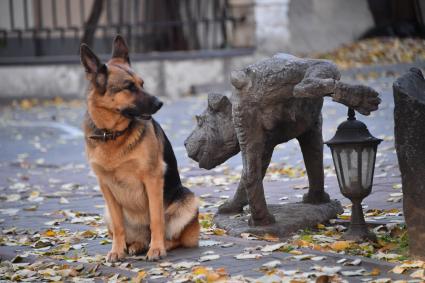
[152,98,163,113]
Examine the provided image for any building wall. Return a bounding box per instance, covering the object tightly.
[255,0,374,55]
[0,0,375,99]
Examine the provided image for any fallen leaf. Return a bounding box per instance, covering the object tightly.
[261,260,281,269]
[234,253,262,260]
[59,197,69,204]
[340,269,366,276]
[260,242,286,252]
[344,259,362,266]
[262,233,280,242]
[131,270,147,283]
[369,268,381,276]
[6,194,21,202]
[410,269,425,279]
[330,241,353,251]
[199,254,220,262]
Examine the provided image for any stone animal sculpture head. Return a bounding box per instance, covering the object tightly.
[184,93,240,169]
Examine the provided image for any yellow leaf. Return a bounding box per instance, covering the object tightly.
[206,272,221,282]
[391,260,425,275]
[20,99,33,110]
[329,240,352,251]
[317,224,326,229]
[53,96,64,105]
[215,267,227,276]
[213,228,226,236]
[338,215,351,220]
[369,268,381,276]
[192,266,209,276]
[410,269,425,279]
[401,260,424,269]
[392,265,406,274]
[131,271,146,283]
[294,239,311,247]
[262,233,279,242]
[44,230,56,237]
[288,250,303,255]
[369,267,381,276]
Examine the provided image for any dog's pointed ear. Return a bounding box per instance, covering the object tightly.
[112,35,130,65]
[80,44,103,74]
[80,44,108,94]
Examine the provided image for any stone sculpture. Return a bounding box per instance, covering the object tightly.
[185,53,380,226]
[394,67,425,259]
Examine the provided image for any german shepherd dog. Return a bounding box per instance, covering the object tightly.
[80,35,199,262]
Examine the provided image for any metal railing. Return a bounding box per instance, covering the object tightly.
[0,0,254,64]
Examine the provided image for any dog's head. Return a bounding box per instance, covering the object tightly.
[80,35,162,120]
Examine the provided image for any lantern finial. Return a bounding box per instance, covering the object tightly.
[348,108,356,121]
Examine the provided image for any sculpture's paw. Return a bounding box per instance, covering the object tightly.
[248,212,276,226]
[333,83,381,115]
[146,245,166,261]
[303,191,330,204]
[353,86,381,115]
[106,248,126,263]
[218,200,245,214]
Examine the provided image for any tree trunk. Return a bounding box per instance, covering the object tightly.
[81,0,104,48]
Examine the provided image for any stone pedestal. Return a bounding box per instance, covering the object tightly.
[214,200,343,238]
[393,68,425,260]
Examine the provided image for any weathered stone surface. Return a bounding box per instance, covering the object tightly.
[185,53,380,226]
[393,67,425,260]
[214,200,343,237]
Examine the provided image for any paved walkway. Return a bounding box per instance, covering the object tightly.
[0,70,419,282]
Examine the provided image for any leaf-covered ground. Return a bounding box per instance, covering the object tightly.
[1,53,424,282]
[310,38,425,69]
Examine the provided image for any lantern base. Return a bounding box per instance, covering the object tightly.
[342,225,377,242]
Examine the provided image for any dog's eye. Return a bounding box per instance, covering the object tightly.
[126,82,138,92]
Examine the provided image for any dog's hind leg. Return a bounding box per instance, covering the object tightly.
[178,216,200,248]
[128,241,147,255]
[124,222,151,256]
[165,216,200,251]
[165,239,180,251]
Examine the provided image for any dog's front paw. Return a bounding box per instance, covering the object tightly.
[106,249,126,262]
[147,246,166,261]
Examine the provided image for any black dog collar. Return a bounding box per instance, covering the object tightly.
[89,120,135,142]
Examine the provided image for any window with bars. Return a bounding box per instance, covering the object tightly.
[0,0,254,64]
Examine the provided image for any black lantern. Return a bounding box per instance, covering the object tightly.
[325,108,382,241]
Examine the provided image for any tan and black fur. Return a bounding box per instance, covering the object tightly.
[80,35,199,262]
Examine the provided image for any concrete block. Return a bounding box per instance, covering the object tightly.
[164,58,225,98]
[0,65,85,99]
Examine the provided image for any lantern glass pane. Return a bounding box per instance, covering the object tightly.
[332,149,343,188]
[339,147,359,189]
[361,146,376,188]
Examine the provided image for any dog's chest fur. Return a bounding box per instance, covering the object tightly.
[94,160,148,204]
[91,158,151,224]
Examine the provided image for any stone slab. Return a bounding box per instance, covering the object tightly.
[394,68,425,260]
[214,200,343,237]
